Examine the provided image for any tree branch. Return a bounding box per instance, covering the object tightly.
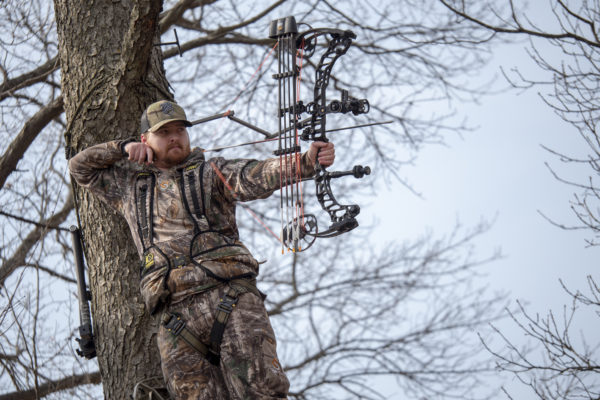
[438,0,600,48]
[0,371,101,400]
[0,195,74,287]
[0,57,60,103]
[0,96,64,191]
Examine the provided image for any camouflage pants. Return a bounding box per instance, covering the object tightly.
[157,285,290,399]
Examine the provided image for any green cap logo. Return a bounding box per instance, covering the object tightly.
[140,100,192,133]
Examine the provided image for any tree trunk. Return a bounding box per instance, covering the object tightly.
[53,1,172,398]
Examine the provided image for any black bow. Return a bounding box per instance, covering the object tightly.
[270,16,372,252]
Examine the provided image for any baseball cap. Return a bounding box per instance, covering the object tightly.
[140,100,192,134]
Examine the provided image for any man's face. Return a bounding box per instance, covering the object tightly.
[142,121,191,168]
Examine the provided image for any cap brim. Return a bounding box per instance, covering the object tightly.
[149,118,193,132]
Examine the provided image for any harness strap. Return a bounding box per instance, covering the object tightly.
[161,312,220,366]
[179,163,209,232]
[135,173,155,250]
[208,285,243,356]
[161,278,262,366]
[186,166,205,219]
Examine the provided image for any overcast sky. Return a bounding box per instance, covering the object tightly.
[363,18,599,398]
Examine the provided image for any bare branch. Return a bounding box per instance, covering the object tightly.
[0,195,73,287]
[0,371,101,400]
[0,57,59,103]
[0,96,64,191]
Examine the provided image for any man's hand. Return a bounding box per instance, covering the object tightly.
[307,142,335,167]
[124,142,154,165]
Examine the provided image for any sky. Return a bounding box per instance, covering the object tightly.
[364,26,599,398]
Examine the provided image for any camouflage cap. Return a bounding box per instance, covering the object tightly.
[140,100,192,134]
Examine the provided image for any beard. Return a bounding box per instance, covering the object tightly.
[161,143,191,167]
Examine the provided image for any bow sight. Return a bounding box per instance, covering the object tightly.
[269,16,372,252]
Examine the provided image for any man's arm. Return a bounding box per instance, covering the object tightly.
[68,140,134,210]
[214,142,335,202]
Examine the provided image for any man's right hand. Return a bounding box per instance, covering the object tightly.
[124,142,154,165]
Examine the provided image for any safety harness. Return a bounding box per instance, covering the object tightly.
[135,171,173,284]
[161,278,262,366]
[134,164,262,366]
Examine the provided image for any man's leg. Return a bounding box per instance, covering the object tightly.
[219,291,290,399]
[157,286,289,399]
[157,294,229,400]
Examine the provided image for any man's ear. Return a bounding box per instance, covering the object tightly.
[141,132,148,144]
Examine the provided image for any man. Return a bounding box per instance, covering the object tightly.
[68,100,335,399]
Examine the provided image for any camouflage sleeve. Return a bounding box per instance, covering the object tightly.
[68,140,132,211]
[210,152,316,202]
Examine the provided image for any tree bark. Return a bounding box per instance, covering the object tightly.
[53,1,172,398]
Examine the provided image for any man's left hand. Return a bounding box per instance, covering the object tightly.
[308,142,335,167]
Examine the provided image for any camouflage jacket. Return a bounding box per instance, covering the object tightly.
[68,140,315,313]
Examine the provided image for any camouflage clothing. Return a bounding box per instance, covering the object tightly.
[69,139,315,399]
[159,280,289,399]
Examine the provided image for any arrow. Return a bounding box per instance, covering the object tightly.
[196,112,393,153]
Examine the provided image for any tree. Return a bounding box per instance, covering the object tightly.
[1,1,507,398]
[439,1,600,398]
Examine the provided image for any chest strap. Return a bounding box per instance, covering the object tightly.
[134,172,155,250]
[161,278,263,366]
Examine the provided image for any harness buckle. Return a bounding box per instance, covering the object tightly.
[217,294,237,313]
[172,254,188,268]
[163,314,186,336]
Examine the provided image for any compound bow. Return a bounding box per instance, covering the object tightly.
[269,16,371,252]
